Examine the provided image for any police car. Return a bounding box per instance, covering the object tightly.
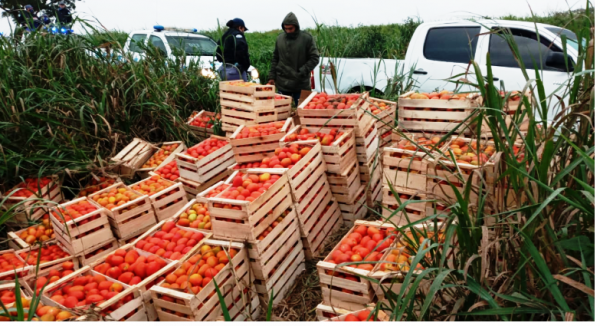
[123,26,260,82]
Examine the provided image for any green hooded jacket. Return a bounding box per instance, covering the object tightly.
[268,12,320,92]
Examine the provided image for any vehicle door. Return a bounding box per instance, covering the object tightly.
[148,34,169,59]
[409,25,483,93]
[479,27,574,123]
[125,33,148,62]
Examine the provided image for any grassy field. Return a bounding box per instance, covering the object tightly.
[0,5,595,322]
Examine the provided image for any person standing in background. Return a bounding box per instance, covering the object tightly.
[56,1,73,26]
[267,12,319,106]
[216,18,251,82]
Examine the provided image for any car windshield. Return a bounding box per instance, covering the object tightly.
[545,27,582,50]
[165,35,217,56]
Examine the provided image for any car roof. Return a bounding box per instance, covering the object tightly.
[419,19,560,31]
[128,30,212,38]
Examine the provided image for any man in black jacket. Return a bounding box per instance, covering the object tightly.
[267,12,319,106]
[216,18,251,82]
[56,1,73,26]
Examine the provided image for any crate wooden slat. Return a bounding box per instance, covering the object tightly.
[381,186,431,226]
[177,169,231,200]
[187,110,217,140]
[281,126,357,176]
[382,147,431,192]
[111,138,158,178]
[49,197,115,255]
[175,136,235,184]
[479,91,533,137]
[317,220,397,311]
[220,80,275,104]
[130,177,189,221]
[275,94,293,107]
[315,303,353,321]
[117,224,155,246]
[328,161,361,205]
[338,185,368,226]
[150,239,254,321]
[221,106,289,132]
[359,153,383,207]
[325,307,390,321]
[397,92,481,135]
[355,118,379,164]
[207,169,293,241]
[88,182,157,239]
[43,265,147,321]
[136,141,187,179]
[229,118,294,163]
[365,97,396,132]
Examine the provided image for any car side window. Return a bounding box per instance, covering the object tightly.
[489,28,566,71]
[128,34,147,53]
[423,27,480,64]
[149,36,168,55]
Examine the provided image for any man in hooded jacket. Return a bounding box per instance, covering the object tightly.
[267,12,319,106]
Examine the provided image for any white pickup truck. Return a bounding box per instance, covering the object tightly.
[121,26,260,82]
[314,19,578,117]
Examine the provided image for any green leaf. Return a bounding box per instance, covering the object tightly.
[213,279,231,321]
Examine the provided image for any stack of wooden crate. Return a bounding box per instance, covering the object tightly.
[219,81,291,136]
[186,110,218,141]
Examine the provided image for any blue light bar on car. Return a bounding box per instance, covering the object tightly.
[154,25,165,31]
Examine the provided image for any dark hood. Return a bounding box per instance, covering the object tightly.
[282,12,300,39]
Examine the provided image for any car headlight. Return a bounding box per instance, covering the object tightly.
[201,68,216,79]
[251,69,259,80]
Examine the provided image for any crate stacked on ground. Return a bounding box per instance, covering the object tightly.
[0,282,32,316]
[22,259,77,296]
[207,168,293,241]
[229,118,294,164]
[130,175,188,221]
[88,182,157,240]
[278,140,343,259]
[479,90,533,137]
[317,220,399,311]
[175,136,236,197]
[149,239,260,321]
[0,249,31,281]
[42,265,147,321]
[49,197,116,257]
[175,170,231,200]
[275,94,293,118]
[76,174,122,198]
[89,244,179,321]
[15,241,80,278]
[111,138,158,179]
[187,110,218,140]
[428,136,501,207]
[381,133,447,226]
[397,91,481,136]
[8,216,55,249]
[315,303,353,320]
[220,81,289,135]
[369,222,450,309]
[136,141,187,179]
[0,175,63,229]
[363,97,397,148]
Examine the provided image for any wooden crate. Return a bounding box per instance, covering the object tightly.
[326,307,390,321]
[17,241,80,275]
[136,141,187,179]
[328,161,361,205]
[130,219,212,263]
[187,110,217,140]
[75,238,119,266]
[379,129,393,149]
[229,118,294,163]
[49,197,115,255]
[382,147,431,192]
[281,126,357,176]
[315,303,352,321]
[246,207,306,306]
[150,239,254,321]
[317,220,397,311]
[275,94,293,107]
[339,185,368,226]
[207,169,293,241]
[355,119,379,164]
[130,176,189,221]
[221,106,289,133]
[359,153,383,208]
[117,224,155,246]
[479,91,533,137]
[0,282,31,309]
[89,243,179,322]
[0,249,31,281]
[177,169,231,200]
[220,80,276,109]
[88,182,157,239]
[175,136,235,184]
[43,265,147,321]
[196,181,230,205]
[397,92,481,135]
[170,199,213,237]
[111,138,158,178]
[302,199,343,260]
[365,97,396,132]
[77,174,122,198]
[297,92,375,136]
[220,293,261,321]
[1,175,63,228]
[22,259,77,296]
[381,186,430,226]
[7,224,55,250]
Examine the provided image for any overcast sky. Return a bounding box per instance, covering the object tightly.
[0,0,591,35]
